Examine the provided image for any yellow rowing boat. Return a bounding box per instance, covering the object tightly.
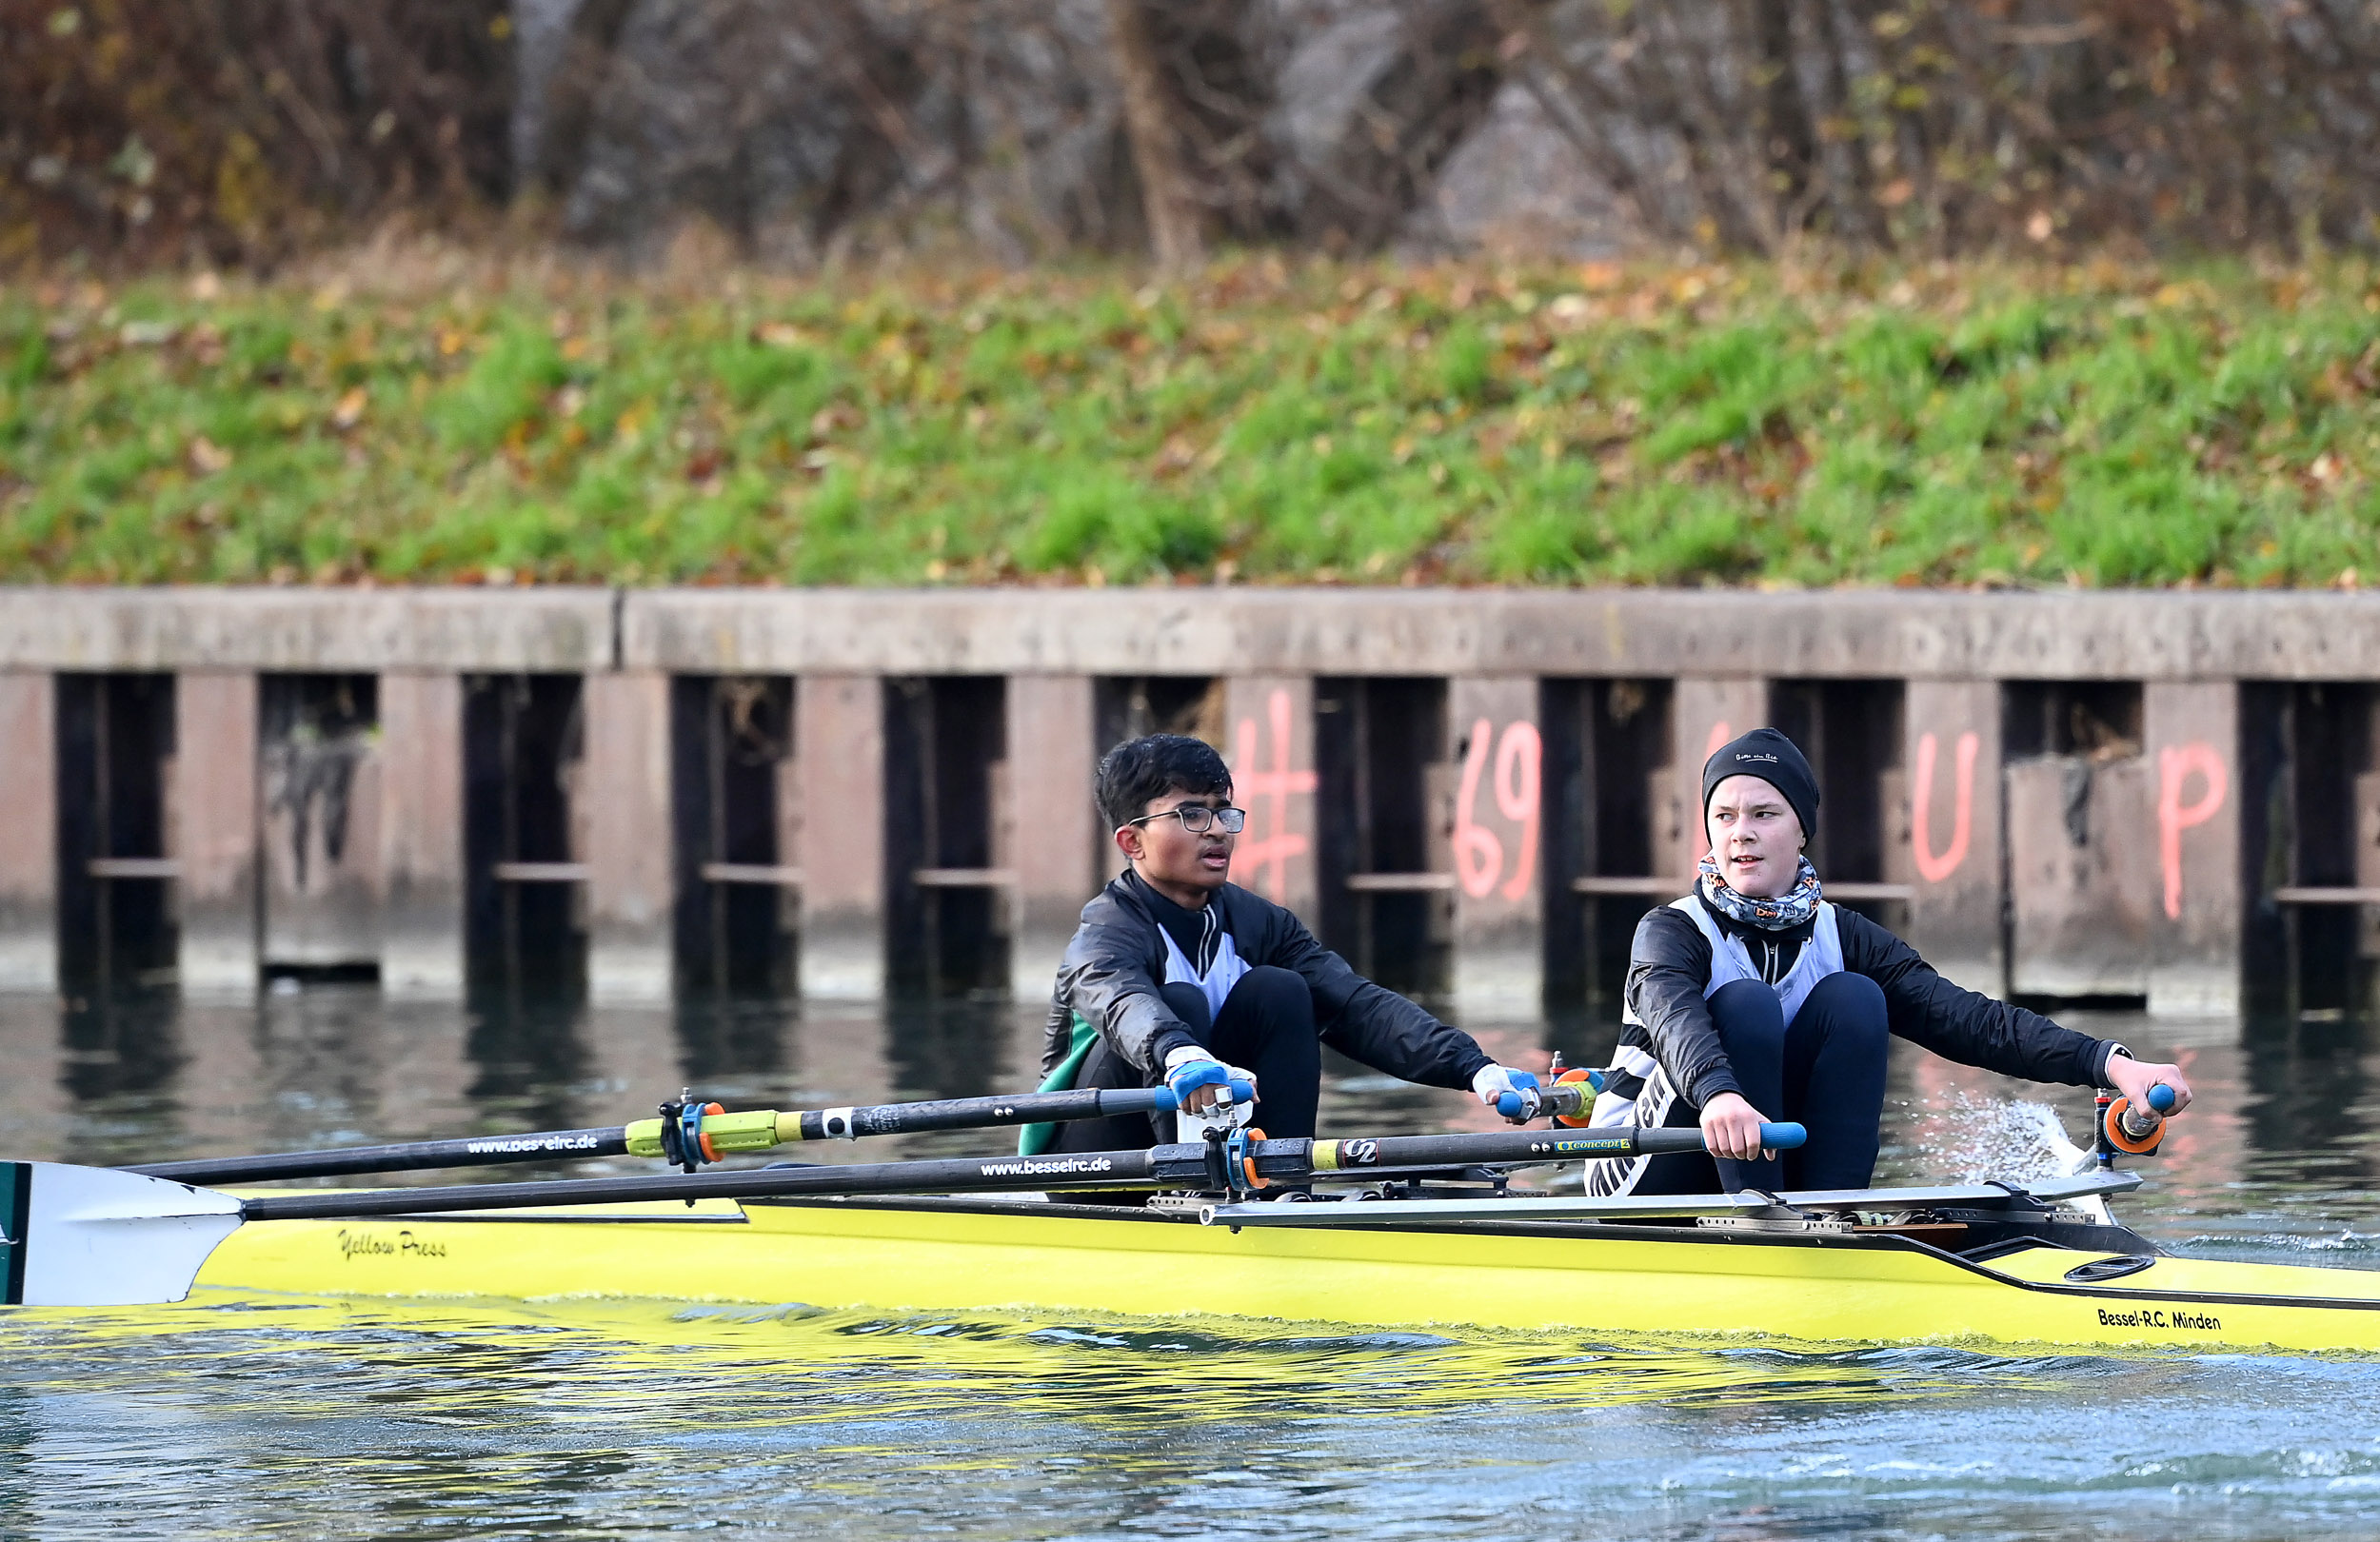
[15,1086,2377,1355]
[190,1182,2380,1355]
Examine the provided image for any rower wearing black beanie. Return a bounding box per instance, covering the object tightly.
[1581,727,2195,1197]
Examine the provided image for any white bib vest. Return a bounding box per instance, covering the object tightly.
[1595,896,1845,1153]
[1676,895,1844,1022]
[1158,922,1249,1018]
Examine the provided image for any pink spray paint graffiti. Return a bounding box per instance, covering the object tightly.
[1495,722,1541,901]
[1231,688,1319,904]
[1453,720,1542,901]
[2158,742,2228,921]
[1912,730,1980,884]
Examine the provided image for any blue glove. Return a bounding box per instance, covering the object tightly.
[1163,1048,1255,1106]
[1167,1055,1229,1101]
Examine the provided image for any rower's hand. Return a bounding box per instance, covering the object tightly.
[1700,1092,1776,1163]
[1473,1064,1541,1123]
[1164,1047,1255,1114]
[2105,1052,2192,1116]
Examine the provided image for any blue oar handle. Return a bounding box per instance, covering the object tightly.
[1496,1071,1606,1120]
[1148,1080,1257,1114]
[1491,1070,1544,1121]
[1642,1121,1807,1153]
[2112,1081,2179,1146]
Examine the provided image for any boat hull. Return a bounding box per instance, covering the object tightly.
[194,1196,2380,1354]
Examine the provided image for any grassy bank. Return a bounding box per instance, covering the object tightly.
[4,249,2379,587]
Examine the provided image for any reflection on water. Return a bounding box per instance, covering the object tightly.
[8,1291,2380,1541]
[6,989,2380,1538]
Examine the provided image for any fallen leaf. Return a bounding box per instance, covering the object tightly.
[188,437,232,475]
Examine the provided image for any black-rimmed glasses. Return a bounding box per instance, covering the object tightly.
[1121,805,1247,835]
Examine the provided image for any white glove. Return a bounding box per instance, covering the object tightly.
[1472,1064,1541,1123]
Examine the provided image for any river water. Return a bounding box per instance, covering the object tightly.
[3,988,2378,1540]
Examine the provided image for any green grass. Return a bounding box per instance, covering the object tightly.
[3,253,2379,587]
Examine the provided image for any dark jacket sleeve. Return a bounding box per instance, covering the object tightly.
[1247,897,1494,1090]
[1839,909,2118,1086]
[1051,895,1203,1077]
[1041,997,1074,1078]
[1623,906,1741,1106]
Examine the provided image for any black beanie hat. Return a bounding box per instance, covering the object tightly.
[1702,727,1819,840]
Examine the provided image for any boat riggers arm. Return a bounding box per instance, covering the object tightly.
[119,1083,1232,1187]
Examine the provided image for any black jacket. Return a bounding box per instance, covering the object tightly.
[1045,873,1494,1090]
[1623,898,2120,1108]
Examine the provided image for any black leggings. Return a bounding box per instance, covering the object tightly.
[1049,965,1324,1154]
[1630,971,1891,1196]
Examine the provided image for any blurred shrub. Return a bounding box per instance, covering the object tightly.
[0,0,512,267]
[1497,0,2380,256]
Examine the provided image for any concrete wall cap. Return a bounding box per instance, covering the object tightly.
[0,587,616,672]
[4,585,2380,680]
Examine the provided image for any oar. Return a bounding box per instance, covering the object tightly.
[0,1119,1803,1307]
[122,1081,1241,1186]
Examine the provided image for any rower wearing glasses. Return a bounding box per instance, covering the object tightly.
[1033,733,1538,1173]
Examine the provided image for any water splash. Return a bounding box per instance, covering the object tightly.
[1909,1090,2094,1183]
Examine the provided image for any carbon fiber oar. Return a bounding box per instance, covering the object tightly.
[1,1120,1805,1306]
[122,1081,1229,1186]
[235,1119,1805,1220]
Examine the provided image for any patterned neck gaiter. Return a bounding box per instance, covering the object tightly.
[1696,851,1822,931]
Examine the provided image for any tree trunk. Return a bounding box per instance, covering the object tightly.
[1105,0,1206,268]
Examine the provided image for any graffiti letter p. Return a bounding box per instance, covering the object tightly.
[2157,743,2228,921]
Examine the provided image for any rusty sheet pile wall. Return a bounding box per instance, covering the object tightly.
[2,587,2375,1020]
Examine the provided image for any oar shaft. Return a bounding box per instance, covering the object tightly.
[129,1128,630,1184]
[236,1148,1163,1220]
[1298,1122,1802,1178]
[124,1086,1190,1186]
[781,1086,1181,1142]
[233,1122,1807,1222]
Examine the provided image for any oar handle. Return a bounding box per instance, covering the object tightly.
[1496,1071,1607,1121]
[2112,1082,2178,1145]
[1627,1122,1806,1155]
